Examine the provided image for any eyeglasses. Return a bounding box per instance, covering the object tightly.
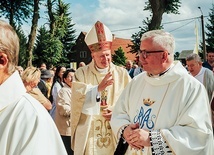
[138,50,165,59]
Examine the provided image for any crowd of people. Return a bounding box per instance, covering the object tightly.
[0,19,213,155]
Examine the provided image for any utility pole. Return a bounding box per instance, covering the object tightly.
[198,7,207,61]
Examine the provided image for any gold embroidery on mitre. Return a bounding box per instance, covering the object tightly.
[88,41,112,52]
[143,98,155,106]
[88,21,112,52]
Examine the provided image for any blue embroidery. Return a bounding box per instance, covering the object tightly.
[133,106,155,129]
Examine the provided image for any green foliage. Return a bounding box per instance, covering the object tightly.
[0,0,33,26]
[144,0,181,14]
[128,19,150,54]
[33,26,63,67]
[34,1,76,67]
[174,52,180,60]
[56,1,76,65]
[112,47,127,66]
[15,25,28,68]
[130,0,180,54]
[205,4,214,51]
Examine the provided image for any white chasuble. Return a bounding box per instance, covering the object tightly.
[71,60,131,155]
[111,61,214,155]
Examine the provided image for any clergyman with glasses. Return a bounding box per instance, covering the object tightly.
[0,20,67,154]
[110,30,213,155]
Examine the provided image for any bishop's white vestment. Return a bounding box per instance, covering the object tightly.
[70,60,131,155]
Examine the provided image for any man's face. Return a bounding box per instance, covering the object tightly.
[139,39,166,74]
[207,52,214,63]
[186,60,202,76]
[92,50,112,69]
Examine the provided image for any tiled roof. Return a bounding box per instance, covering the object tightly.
[111,37,136,61]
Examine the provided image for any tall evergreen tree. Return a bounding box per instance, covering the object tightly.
[112,47,127,66]
[56,1,76,65]
[33,26,63,67]
[205,4,214,51]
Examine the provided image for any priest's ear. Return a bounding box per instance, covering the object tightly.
[161,51,168,62]
[0,52,8,69]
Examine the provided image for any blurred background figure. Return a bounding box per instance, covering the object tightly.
[125,60,135,78]
[39,62,47,70]
[38,69,53,98]
[133,61,143,77]
[16,65,24,76]
[186,53,214,102]
[78,61,86,68]
[49,66,66,119]
[55,69,75,155]
[22,66,52,110]
[202,51,214,71]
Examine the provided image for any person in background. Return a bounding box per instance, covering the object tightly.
[202,51,214,71]
[39,62,47,70]
[38,69,53,98]
[78,61,86,68]
[70,21,131,155]
[133,60,143,77]
[21,66,52,110]
[55,69,75,155]
[125,60,135,78]
[110,30,213,155]
[49,66,66,119]
[0,20,66,155]
[16,65,24,76]
[46,69,55,98]
[186,53,214,102]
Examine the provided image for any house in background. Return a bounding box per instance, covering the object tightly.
[68,32,92,70]
[178,49,202,66]
[68,32,136,69]
[111,37,136,62]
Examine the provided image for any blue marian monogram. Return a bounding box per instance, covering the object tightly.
[133,107,155,129]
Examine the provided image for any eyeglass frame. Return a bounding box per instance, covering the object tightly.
[138,50,169,59]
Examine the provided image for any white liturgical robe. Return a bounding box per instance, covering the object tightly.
[0,71,67,155]
[110,61,214,155]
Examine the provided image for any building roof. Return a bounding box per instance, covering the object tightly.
[178,49,202,59]
[178,50,194,59]
[111,37,136,61]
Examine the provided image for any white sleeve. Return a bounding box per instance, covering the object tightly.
[82,85,101,115]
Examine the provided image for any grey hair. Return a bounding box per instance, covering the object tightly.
[141,30,175,58]
[186,53,202,62]
[0,20,19,74]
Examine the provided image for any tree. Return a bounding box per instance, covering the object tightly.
[33,26,63,67]
[129,0,181,54]
[112,47,127,66]
[26,0,40,67]
[38,0,76,67]
[144,0,181,30]
[16,25,28,68]
[0,0,33,26]
[205,4,214,51]
[56,1,76,66]
[174,51,180,60]
[128,18,151,54]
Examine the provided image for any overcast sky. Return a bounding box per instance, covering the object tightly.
[63,0,213,53]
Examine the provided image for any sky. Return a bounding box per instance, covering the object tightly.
[19,0,213,53]
[61,0,213,53]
